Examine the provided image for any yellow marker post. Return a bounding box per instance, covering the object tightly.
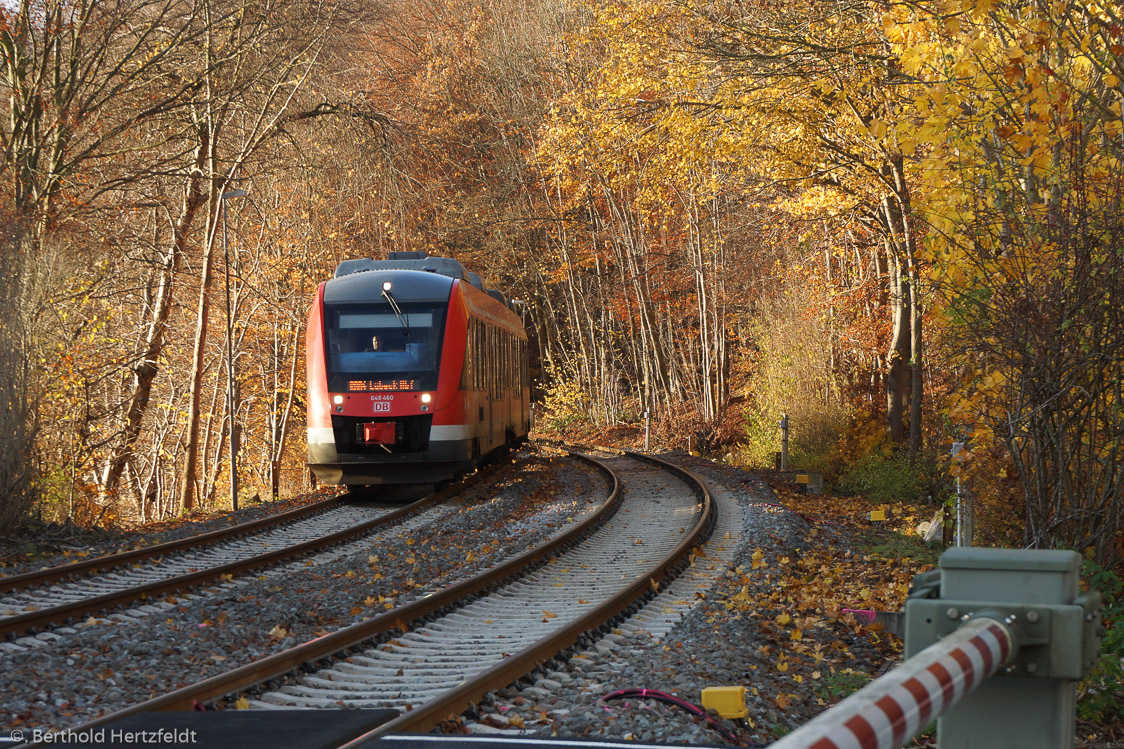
[701,686,748,719]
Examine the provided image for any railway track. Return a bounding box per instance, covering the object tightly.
[52,449,714,746]
[0,466,506,640]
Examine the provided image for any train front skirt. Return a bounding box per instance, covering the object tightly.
[307,425,475,485]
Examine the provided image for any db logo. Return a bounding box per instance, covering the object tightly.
[372,401,391,413]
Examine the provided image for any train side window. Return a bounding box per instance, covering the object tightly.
[460,319,473,391]
[474,320,482,391]
[470,320,477,391]
[478,321,484,392]
[489,325,495,398]
[489,325,496,398]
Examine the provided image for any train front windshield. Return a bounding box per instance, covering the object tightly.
[325,302,447,392]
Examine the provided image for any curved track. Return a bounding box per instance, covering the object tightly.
[48,450,713,748]
[256,453,702,711]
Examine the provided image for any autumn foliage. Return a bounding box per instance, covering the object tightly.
[1,0,1122,575]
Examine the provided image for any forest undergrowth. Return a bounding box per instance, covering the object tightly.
[769,480,1123,747]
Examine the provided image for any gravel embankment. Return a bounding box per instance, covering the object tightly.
[1,446,610,733]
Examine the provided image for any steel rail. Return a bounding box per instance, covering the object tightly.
[0,494,346,595]
[0,463,508,639]
[337,449,715,744]
[40,451,622,740]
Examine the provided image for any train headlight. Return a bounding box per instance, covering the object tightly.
[421,393,432,404]
[332,395,344,405]
[382,281,392,291]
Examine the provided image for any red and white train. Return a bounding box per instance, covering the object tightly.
[305,252,530,485]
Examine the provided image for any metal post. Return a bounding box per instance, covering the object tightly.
[779,412,789,471]
[951,442,965,546]
[772,548,1102,749]
[643,410,650,452]
[221,188,246,510]
[908,548,1090,748]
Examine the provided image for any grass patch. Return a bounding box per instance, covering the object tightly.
[813,669,871,703]
[860,529,940,567]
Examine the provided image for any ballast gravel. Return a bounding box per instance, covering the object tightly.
[0,446,609,733]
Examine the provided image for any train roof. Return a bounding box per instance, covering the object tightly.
[324,267,454,304]
[331,253,517,312]
[334,252,470,281]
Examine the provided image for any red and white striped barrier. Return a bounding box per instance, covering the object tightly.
[770,617,1015,749]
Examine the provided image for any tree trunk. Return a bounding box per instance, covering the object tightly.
[178,107,220,512]
[178,213,218,511]
[892,155,924,455]
[269,323,300,500]
[885,244,908,443]
[100,163,209,499]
